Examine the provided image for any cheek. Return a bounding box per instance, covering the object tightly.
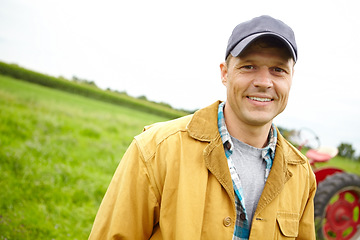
[277,82,292,109]
[228,77,247,92]
[227,82,243,102]
[276,78,292,97]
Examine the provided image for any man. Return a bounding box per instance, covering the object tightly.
[89,15,316,239]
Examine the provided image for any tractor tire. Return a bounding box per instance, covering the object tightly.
[314,172,360,240]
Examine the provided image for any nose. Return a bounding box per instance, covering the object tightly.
[253,68,273,89]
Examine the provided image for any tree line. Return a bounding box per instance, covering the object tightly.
[337,143,359,161]
[0,61,189,119]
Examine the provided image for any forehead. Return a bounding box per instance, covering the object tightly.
[234,42,293,67]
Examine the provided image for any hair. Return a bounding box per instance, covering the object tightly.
[225,36,293,66]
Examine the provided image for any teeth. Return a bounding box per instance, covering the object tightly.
[249,97,271,102]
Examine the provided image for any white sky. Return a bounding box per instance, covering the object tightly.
[1,0,360,154]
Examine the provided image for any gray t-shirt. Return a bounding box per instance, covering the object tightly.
[230,135,267,226]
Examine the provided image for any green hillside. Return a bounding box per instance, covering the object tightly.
[0,74,172,239]
[0,61,190,119]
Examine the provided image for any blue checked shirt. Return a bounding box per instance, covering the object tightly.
[217,102,277,240]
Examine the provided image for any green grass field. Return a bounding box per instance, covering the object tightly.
[0,75,169,239]
[312,155,360,175]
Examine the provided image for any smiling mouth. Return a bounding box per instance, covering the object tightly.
[248,96,273,102]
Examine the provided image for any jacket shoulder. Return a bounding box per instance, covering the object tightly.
[276,129,315,181]
[276,129,307,164]
[134,114,193,160]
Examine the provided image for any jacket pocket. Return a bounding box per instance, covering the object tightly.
[276,212,299,238]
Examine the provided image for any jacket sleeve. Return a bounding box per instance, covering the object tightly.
[297,168,317,240]
[88,140,160,240]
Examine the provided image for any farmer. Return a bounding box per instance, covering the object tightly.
[89,15,316,239]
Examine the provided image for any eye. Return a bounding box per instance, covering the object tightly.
[273,67,285,73]
[241,65,255,71]
[271,67,288,75]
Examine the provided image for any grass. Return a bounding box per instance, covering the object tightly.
[0,75,169,239]
[312,155,360,175]
[0,61,189,119]
[299,147,360,176]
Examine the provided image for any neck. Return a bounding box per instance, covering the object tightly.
[228,123,271,148]
[224,111,272,149]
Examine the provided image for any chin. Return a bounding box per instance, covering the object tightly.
[246,116,275,127]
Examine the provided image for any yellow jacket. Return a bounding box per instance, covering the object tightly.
[89,101,316,240]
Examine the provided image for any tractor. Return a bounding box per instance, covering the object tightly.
[295,128,360,240]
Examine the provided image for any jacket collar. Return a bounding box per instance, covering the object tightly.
[187,101,222,142]
[187,101,236,202]
[255,130,307,214]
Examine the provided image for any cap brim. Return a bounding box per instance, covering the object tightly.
[230,32,297,62]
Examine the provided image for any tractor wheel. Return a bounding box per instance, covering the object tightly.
[314,172,360,240]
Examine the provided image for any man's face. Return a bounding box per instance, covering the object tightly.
[220,42,294,128]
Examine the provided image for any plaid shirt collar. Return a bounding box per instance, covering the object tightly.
[217,101,277,162]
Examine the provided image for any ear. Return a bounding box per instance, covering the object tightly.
[220,62,228,86]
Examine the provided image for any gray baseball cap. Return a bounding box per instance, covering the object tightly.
[225,15,297,62]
